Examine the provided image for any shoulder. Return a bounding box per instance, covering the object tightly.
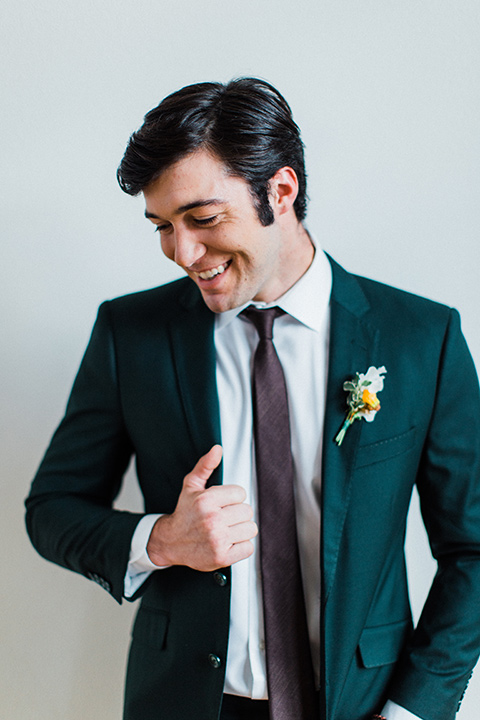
[87,277,213,348]
[95,277,209,327]
[104,277,195,316]
[358,274,453,327]
[328,253,455,337]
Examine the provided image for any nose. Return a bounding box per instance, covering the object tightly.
[165,227,207,269]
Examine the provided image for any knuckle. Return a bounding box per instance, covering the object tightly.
[201,511,219,535]
[207,535,226,566]
[194,493,212,514]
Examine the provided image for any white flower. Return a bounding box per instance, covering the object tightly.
[358,366,387,394]
[357,366,387,421]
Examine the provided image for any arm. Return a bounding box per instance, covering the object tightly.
[26,304,257,602]
[388,310,480,720]
[25,303,143,602]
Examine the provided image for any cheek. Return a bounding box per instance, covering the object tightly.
[160,236,175,260]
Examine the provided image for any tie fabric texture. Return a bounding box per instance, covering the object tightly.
[242,306,318,720]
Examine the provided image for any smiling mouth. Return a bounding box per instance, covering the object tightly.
[192,261,231,280]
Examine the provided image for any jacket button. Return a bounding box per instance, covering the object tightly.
[208,653,221,669]
[213,572,227,587]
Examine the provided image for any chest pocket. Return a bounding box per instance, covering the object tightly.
[355,427,417,468]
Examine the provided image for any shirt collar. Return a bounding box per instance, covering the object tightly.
[215,234,332,333]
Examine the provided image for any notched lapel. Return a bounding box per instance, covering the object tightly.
[168,284,223,485]
[321,258,379,600]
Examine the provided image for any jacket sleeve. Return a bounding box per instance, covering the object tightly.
[25,302,144,603]
[389,309,480,720]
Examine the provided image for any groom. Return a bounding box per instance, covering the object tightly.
[26,78,480,720]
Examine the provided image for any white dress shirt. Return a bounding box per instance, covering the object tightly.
[124,243,421,720]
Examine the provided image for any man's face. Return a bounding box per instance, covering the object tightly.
[143,150,294,313]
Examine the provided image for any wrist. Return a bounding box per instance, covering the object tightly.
[146,514,176,566]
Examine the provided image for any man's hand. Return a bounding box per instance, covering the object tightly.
[146,445,258,571]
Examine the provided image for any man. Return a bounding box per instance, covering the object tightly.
[26,78,480,720]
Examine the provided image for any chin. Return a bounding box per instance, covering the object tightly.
[202,294,240,314]
[201,295,230,314]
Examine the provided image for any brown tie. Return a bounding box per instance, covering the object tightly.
[242,307,318,720]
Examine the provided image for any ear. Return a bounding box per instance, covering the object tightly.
[268,166,299,217]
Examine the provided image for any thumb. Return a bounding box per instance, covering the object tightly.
[183,445,223,491]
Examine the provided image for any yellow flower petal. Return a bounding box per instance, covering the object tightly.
[362,388,380,410]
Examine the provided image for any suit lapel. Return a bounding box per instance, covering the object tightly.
[321,256,378,601]
[168,282,223,485]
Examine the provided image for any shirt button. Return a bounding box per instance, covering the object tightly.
[208,653,222,669]
[259,640,265,652]
[213,571,227,587]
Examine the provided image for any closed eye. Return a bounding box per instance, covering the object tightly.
[153,216,217,233]
[194,216,218,226]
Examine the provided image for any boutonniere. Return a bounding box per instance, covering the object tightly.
[335,366,387,446]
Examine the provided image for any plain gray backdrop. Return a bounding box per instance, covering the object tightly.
[1,1,479,717]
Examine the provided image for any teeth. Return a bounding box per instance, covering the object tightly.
[195,262,228,280]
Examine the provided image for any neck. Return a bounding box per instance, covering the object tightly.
[277,221,315,294]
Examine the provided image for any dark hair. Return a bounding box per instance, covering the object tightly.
[117,77,307,225]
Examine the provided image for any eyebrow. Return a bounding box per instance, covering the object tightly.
[144,198,225,220]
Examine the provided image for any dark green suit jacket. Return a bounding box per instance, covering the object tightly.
[26,256,480,720]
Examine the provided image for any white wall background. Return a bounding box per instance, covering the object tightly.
[1,1,479,718]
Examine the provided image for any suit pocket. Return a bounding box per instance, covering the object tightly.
[355,427,417,468]
[358,618,412,668]
[131,607,169,650]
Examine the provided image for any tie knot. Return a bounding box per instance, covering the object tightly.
[242,306,285,340]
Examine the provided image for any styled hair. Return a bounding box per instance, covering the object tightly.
[117,77,307,226]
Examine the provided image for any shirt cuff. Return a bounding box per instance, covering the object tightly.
[123,514,163,598]
[381,699,424,720]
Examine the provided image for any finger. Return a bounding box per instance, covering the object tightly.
[183,445,223,491]
[221,502,254,525]
[226,539,256,565]
[227,520,258,544]
[206,483,247,507]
